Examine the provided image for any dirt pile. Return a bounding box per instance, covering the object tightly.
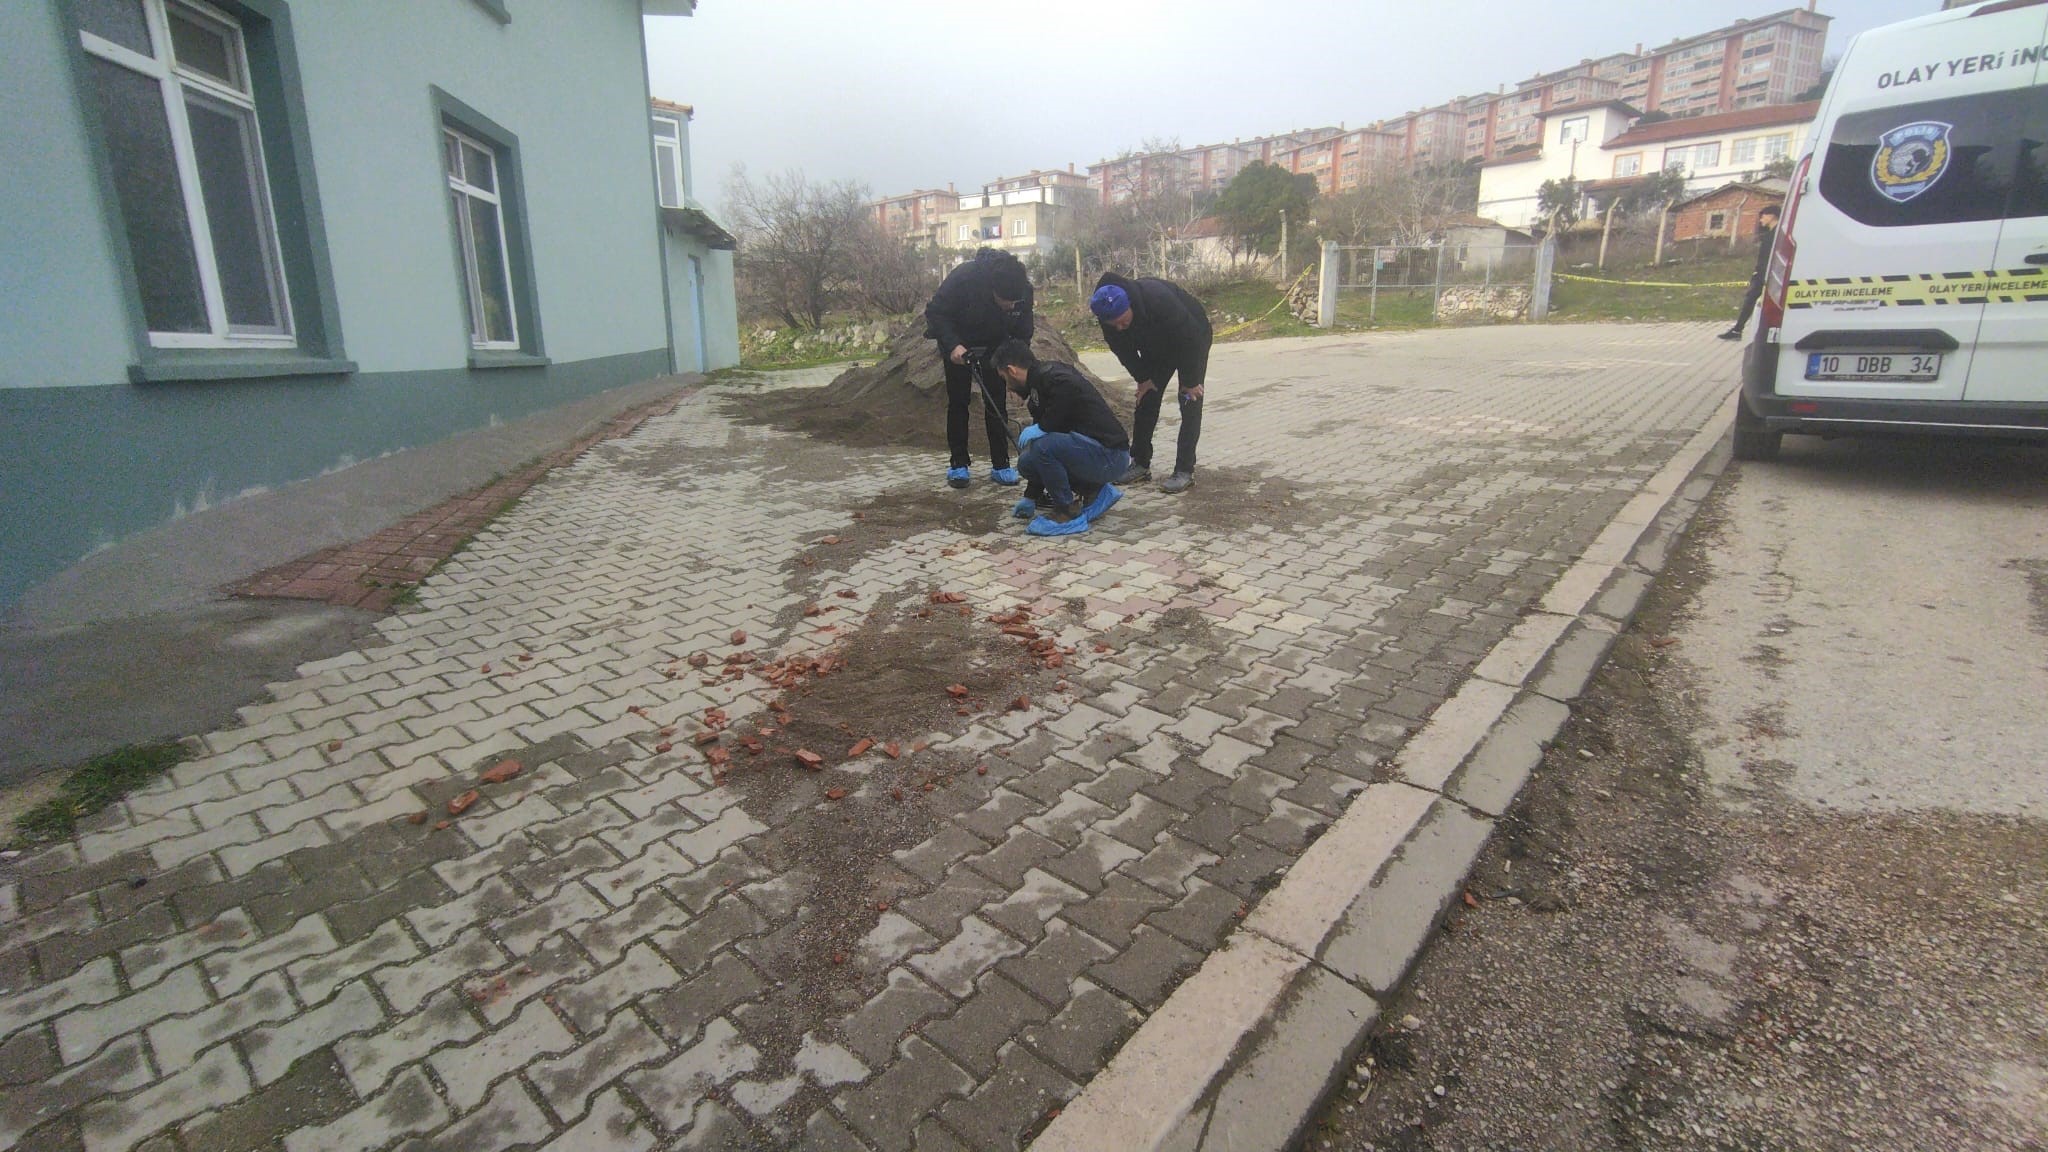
[724,313,1134,449]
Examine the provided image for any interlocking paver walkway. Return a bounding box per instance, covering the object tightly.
[0,324,1733,1151]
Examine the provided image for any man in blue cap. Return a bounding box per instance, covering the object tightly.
[924,249,1033,489]
[1090,273,1213,494]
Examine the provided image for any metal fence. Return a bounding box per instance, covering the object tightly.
[1316,238,1557,326]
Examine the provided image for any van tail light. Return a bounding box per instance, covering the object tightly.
[1759,152,1810,335]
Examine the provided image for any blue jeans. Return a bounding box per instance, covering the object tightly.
[1019,433,1130,508]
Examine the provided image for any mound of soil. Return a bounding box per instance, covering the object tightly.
[726,314,1135,449]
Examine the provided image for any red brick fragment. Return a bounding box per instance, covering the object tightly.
[408,811,430,825]
[946,684,969,698]
[883,742,902,760]
[913,742,928,753]
[693,730,721,746]
[516,653,532,662]
[1009,695,1031,712]
[848,737,875,758]
[820,535,841,545]
[480,760,522,785]
[876,901,890,911]
[1093,643,1111,654]
[836,590,858,599]
[891,788,905,801]
[659,726,677,737]
[705,747,731,766]
[730,629,748,644]
[955,707,971,716]
[481,663,492,673]
[825,788,847,801]
[931,591,965,604]
[832,952,846,965]
[435,820,452,831]
[689,652,711,668]
[794,749,825,769]
[447,790,480,816]
[976,765,988,776]
[655,742,674,754]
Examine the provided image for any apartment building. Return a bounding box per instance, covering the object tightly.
[1087,128,1342,204]
[905,168,1092,254]
[872,188,961,238]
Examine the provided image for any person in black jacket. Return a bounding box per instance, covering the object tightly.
[1091,272,1213,494]
[925,249,1034,488]
[1720,203,1780,341]
[991,339,1130,522]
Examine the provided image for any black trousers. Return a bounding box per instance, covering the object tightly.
[942,355,1010,470]
[1732,274,1764,332]
[1131,338,1209,475]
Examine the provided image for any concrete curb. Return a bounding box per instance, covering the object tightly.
[1032,392,1737,1152]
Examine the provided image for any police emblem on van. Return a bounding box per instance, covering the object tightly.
[1871,121,1952,203]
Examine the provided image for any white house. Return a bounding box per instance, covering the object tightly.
[1475,101,1640,229]
[1598,101,1818,196]
[1478,98,1820,230]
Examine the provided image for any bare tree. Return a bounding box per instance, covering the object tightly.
[843,219,944,316]
[723,166,871,330]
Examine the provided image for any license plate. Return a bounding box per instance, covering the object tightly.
[1805,352,1942,381]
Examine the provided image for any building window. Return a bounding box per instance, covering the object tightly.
[79,0,293,347]
[1559,116,1589,144]
[444,127,520,350]
[651,113,685,208]
[1708,211,1727,232]
[1693,142,1722,168]
[1663,147,1689,171]
[1732,136,1759,164]
[958,224,971,242]
[1615,153,1642,177]
[1012,218,1027,237]
[1762,134,1790,160]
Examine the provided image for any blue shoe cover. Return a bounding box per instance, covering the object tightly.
[1028,513,1093,537]
[990,467,1021,486]
[946,467,970,489]
[1085,484,1122,519]
[1012,497,1037,519]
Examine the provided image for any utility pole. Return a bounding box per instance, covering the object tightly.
[1279,209,1289,283]
[1074,245,1083,297]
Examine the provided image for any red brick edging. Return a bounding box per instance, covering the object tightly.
[229,390,691,613]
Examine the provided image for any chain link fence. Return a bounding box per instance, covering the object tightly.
[1316,238,1556,326]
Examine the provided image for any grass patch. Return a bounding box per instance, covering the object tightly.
[15,741,190,845]
[1546,252,1751,323]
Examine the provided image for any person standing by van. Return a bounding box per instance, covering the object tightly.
[1720,203,1781,341]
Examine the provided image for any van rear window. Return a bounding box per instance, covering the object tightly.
[1819,87,2048,226]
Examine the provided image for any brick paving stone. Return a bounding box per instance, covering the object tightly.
[0,1035,151,1149]
[243,979,384,1085]
[936,1044,1077,1152]
[842,967,954,1067]
[56,964,210,1065]
[923,973,1055,1078]
[527,1008,667,1122]
[177,1049,354,1152]
[621,1018,759,1132]
[1087,926,1202,1009]
[644,952,766,1044]
[427,999,574,1111]
[393,1079,552,1152]
[281,1065,446,1152]
[837,1036,975,1152]
[334,990,479,1096]
[0,329,1731,1147]
[80,1041,248,1152]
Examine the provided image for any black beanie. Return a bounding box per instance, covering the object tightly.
[990,262,1029,300]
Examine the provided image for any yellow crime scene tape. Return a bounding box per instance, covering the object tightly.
[1214,266,1317,338]
[1787,268,2048,308]
[1553,272,1750,288]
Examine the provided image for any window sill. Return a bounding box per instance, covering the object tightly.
[469,351,551,370]
[129,355,357,384]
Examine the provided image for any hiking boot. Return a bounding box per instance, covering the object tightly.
[946,467,970,489]
[1120,462,1151,484]
[990,467,1020,486]
[1717,328,1743,341]
[1159,471,1195,494]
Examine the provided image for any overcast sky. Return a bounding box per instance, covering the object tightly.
[644,1,1936,211]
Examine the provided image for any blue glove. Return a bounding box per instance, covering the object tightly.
[1017,424,1045,450]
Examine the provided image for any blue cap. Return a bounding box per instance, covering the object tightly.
[1090,284,1130,320]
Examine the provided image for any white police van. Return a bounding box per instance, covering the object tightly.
[1737,0,2048,460]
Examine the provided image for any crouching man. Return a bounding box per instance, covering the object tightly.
[990,339,1131,535]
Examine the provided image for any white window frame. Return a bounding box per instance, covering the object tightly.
[1559,116,1589,144]
[1694,142,1722,168]
[80,0,294,349]
[650,112,685,209]
[1663,147,1689,171]
[444,126,521,351]
[1012,218,1027,237]
[1731,136,1759,165]
[1614,153,1642,178]
[1762,133,1791,160]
